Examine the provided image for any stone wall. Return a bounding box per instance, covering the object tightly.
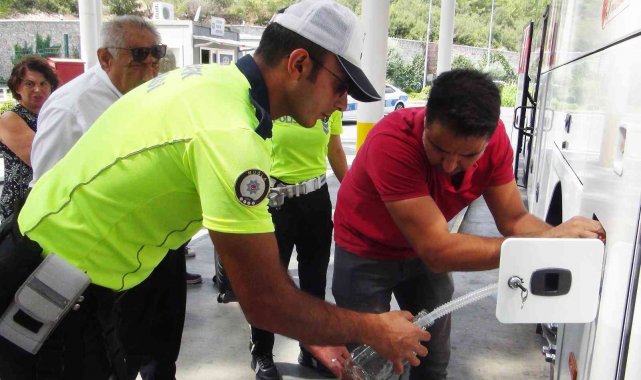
[0,20,81,81]
[388,37,519,75]
[0,20,519,82]
[228,25,519,74]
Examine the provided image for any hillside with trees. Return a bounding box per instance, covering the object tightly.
[2,0,546,51]
[1,0,546,103]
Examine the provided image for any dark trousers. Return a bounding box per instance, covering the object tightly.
[0,283,120,380]
[250,185,333,355]
[0,231,187,380]
[331,245,454,380]
[120,245,187,380]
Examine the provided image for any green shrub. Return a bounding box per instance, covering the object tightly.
[408,86,431,100]
[500,83,517,107]
[452,55,476,70]
[386,49,425,93]
[1,100,17,114]
[12,33,61,64]
[481,52,517,84]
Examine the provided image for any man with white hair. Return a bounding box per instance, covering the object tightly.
[30,15,192,380]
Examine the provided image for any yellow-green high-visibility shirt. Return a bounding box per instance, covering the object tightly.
[18,61,274,291]
[270,111,342,184]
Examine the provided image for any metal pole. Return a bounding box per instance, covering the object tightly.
[78,0,102,69]
[486,0,496,71]
[63,33,69,58]
[422,0,433,88]
[357,0,389,150]
[436,0,455,74]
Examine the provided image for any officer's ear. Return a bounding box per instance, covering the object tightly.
[286,49,312,80]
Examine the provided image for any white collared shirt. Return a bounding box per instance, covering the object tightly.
[31,64,122,185]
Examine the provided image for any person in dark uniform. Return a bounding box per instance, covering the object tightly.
[249,111,348,379]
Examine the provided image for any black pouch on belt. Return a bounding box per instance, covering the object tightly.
[0,212,44,313]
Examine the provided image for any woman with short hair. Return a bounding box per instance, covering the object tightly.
[0,56,59,220]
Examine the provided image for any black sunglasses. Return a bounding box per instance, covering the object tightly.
[309,55,350,96]
[108,44,167,62]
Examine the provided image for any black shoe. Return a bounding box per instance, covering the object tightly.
[298,348,335,378]
[250,354,281,380]
[186,272,202,285]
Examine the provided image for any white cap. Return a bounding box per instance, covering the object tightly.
[271,0,380,102]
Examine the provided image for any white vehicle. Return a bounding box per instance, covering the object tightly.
[513,1,641,379]
[342,83,408,122]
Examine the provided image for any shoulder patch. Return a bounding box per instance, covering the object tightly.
[235,169,269,206]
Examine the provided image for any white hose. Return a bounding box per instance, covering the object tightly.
[344,283,498,380]
[415,283,498,329]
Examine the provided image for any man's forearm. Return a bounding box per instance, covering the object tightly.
[503,213,551,236]
[244,281,378,346]
[416,233,505,273]
[210,230,429,368]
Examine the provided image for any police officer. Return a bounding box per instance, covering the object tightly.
[0,1,429,379]
[249,111,347,379]
[31,16,194,379]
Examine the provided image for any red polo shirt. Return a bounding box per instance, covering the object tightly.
[334,107,514,260]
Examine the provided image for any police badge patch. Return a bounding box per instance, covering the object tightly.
[235,169,269,206]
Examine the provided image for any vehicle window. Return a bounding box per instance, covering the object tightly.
[385,86,394,94]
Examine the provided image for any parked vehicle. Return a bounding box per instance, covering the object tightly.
[342,83,408,122]
[513,1,641,379]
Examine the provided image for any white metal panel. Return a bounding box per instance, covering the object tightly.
[496,238,604,323]
[154,21,194,68]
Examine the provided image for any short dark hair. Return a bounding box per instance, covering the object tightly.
[8,56,60,101]
[426,69,500,138]
[255,22,328,80]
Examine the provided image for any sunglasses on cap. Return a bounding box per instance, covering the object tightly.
[108,44,167,63]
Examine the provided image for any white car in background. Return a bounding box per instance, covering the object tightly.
[342,84,409,122]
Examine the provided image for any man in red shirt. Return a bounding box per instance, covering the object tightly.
[332,69,604,380]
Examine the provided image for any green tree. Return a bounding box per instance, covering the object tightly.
[386,49,424,93]
[500,83,517,107]
[9,0,547,53]
[38,0,77,13]
[227,0,290,24]
[12,33,61,64]
[451,55,476,70]
[2,0,77,15]
[483,52,517,83]
[0,0,13,17]
[12,42,34,65]
[35,33,61,58]
[336,0,361,14]
[106,0,140,16]
[451,52,516,84]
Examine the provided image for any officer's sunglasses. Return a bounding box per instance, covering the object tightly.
[108,44,167,62]
[309,55,350,96]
